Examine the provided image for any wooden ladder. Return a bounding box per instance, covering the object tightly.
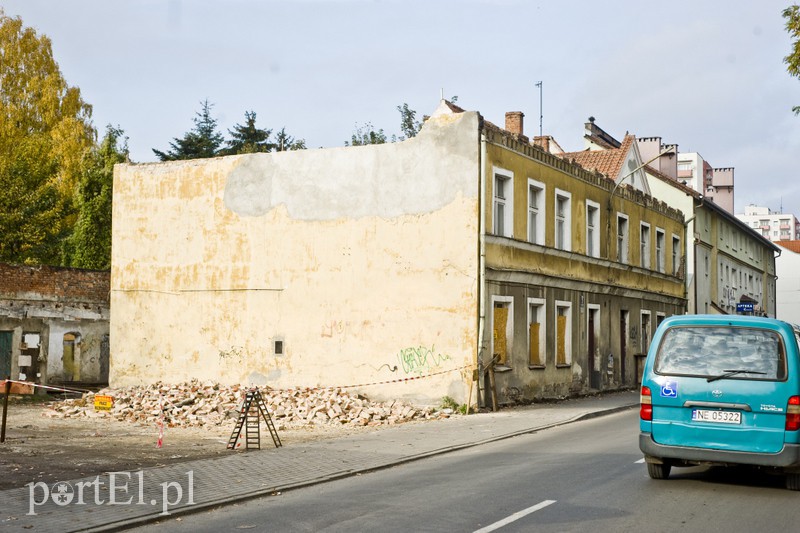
[227,388,282,450]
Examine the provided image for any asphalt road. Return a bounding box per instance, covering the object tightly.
[135,411,800,532]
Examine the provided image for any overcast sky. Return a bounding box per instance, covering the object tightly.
[3,0,798,215]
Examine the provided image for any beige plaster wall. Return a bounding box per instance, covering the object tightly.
[110,112,480,404]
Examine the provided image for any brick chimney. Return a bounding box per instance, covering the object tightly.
[505,111,524,136]
[534,136,550,153]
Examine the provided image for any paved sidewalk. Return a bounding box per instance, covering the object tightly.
[0,390,638,532]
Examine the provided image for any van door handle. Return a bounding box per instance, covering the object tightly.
[683,401,752,412]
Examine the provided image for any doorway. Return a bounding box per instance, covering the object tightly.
[588,306,600,389]
[0,331,11,379]
[63,332,81,381]
[619,311,629,385]
[20,332,40,383]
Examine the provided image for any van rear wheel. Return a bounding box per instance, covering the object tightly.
[786,473,800,491]
[647,461,671,480]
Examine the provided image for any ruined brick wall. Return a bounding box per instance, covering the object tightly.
[0,263,110,304]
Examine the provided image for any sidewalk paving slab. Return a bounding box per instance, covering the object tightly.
[0,390,638,532]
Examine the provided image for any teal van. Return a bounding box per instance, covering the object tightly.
[639,314,800,490]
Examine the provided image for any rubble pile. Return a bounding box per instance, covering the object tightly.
[44,380,448,430]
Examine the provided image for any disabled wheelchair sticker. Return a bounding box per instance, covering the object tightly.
[660,381,678,398]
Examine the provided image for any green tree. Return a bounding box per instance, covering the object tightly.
[397,103,422,140]
[274,127,306,151]
[153,99,224,160]
[784,4,800,115]
[64,125,128,269]
[0,135,68,264]
[347,97,457,146]
[0,10,95,265]
[221,110,274,155]
[345,122,388,146]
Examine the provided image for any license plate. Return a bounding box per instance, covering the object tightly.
[691,409,741,424]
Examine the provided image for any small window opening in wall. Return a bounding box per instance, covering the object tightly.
[274,340,284,356]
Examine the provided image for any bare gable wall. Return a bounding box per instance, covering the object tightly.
[111,112,480,404]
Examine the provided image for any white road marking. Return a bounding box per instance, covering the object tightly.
[473,499,557,533]
[635,458,645,463]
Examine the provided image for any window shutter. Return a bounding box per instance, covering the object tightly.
[556,314,567,365]
[493,307,509,365]
[529,322,541,366]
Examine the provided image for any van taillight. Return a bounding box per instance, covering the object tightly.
[787,396,800,431]
[640,386,652,421]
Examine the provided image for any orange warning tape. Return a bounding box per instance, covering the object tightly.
[290,364,475,392]
[1,379,90,395]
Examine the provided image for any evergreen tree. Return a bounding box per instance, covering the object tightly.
[152,99,224,160]
[274,127,307,151]
[64,126,128,269]
[222,110,274,155]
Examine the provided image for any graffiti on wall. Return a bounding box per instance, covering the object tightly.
[218,346,245,364]
[396,345,452,376]
[321,320,347,338]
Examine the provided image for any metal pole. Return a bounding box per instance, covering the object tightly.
[1,378,10,443]
[488,360,498,412]
[535,81,543,138]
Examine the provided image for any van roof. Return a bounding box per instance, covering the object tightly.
[660,314,800,334]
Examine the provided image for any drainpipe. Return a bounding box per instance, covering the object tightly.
[687,194,705,314]
[682,213,696,313]
[477,132,488,408]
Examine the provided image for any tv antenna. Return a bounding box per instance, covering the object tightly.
[535,81,543,137]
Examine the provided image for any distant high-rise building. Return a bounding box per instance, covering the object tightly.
[677,152,734,214]
[736,205,800,242]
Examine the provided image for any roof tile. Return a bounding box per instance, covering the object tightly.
[559,134,636,181]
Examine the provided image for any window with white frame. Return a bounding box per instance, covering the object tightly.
[491,296,514,366]
[527,179,545,245]
[655,228,665,273]
[555,189,572,251]
[555,301,572,365]
[528,298,546,367]
[672,235,681,276]
[586,200,600,258]
[617,214,629,264]
[640,222,651,269]
[493,168,513,237]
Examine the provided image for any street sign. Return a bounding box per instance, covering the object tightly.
[94,394,114,411]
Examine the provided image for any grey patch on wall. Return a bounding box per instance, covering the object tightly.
[223,156,274,217]
[247,371,270,386]
[222,112,480,220]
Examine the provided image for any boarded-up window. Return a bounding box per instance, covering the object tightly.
[529,322,541,366]
[556,314,567,365]
[555,302,571,366]
[493,306,509,365]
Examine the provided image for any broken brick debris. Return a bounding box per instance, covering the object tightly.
[43,380,453,430]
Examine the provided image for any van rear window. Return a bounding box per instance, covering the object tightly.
[655,326,786,380]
